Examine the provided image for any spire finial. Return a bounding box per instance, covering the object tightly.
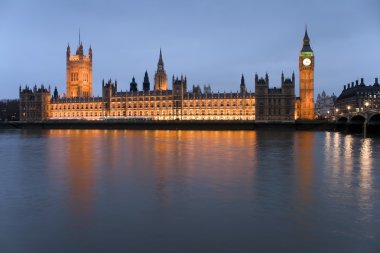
[303,25,310,43]
[79,28,81,46]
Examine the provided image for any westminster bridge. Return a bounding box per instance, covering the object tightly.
[336,109,380,134]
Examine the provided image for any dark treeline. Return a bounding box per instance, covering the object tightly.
[0,99,19,121]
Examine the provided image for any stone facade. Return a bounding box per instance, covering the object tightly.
[19,85,50,121]
[335,78,380,113]
[254,73,295,122]
[315,91,336,118]
[46,80,255,121]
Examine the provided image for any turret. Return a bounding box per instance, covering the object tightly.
[143,71,150,92]
[89,45,92,61]
[281,71,284,84]
[240,74,246,93]
[130,77,138,92]
[53,87,59,100]
[374,78,379,87]
[173,75,187,96]
[76,42,84,56]
[66,43,70,60]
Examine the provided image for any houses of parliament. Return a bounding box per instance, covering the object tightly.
[19,29,315,122]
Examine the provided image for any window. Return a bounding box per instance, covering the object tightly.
[71,72,79,81]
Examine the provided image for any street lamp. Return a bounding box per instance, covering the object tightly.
[347,105,351,112]
[365,101,369,110]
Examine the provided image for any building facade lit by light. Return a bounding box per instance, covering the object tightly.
[19,30,316,122]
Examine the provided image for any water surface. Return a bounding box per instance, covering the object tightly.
[0,130,379,252]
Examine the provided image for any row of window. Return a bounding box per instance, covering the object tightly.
[52,110,254,118]
[51,102,255,110]
[113,97,254,102]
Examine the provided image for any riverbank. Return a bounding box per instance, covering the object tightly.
[0,120,337,131]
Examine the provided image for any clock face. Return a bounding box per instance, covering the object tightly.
[303,58,311,66]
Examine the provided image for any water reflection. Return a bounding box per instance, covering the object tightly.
[46,130,259,214]
[323,132,375,226]
[2,130,380,252]
[343,135,353,177]
[359,138,373,221]
[149,131,258,207]
[294,132,315,237]
[47,130,97,217]
[295,131,314,197]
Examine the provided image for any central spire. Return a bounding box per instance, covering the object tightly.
[154,48,168,91]
[158,48,164,67]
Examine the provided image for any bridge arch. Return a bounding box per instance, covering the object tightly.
[368,114,380,123]
[337,116,348,123]
[350,115,366,124]
[368,114,380,134]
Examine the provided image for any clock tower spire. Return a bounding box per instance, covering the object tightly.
[299,27,315,120]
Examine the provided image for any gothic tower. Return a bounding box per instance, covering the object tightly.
[299,28,314,119]
[66,35,92,97]
[154,49,168,91]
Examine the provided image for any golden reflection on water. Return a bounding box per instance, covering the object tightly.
[45,129,376,222]
[149,131,258,206]
[294,131,314,230]
[47,130,100,216]
[47,130,258,213]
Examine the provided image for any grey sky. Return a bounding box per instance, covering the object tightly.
[0,0,379,98]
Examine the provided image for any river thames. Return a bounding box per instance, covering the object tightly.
[0,130,379,252]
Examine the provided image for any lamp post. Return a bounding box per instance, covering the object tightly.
[365,101,369,111]
[347,105,351,113]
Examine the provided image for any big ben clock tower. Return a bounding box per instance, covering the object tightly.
[299,28,314,120]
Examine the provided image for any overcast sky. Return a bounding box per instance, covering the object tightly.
[0,0,379,99]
